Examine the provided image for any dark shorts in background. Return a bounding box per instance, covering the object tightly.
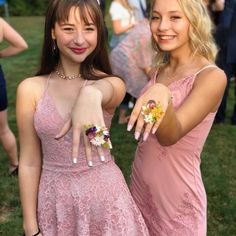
[0,65,8,111]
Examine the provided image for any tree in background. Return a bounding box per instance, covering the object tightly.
[0,0,49,16]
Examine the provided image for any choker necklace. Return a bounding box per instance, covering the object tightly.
[55,68,81,80]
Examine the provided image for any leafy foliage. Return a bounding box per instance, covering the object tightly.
[0,0,49,16]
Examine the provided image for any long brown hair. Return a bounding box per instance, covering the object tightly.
[36,0,112,80]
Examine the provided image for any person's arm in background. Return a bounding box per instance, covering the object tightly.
[211,0,225,12]
[109,1,135,35]
[0,17,28,58]
[111,18,135,35]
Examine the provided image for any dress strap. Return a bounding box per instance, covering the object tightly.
[45,73,52,91]
[40,73,52,99]
[194,65,217,77]
[151,68,159,84]
[82,79,88,87]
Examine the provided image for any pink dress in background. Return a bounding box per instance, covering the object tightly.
[34,79,149,236]
[110,20,156,98]
[130,66,217,236]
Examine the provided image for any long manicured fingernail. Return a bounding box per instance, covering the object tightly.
[135,131,140,140]
[127,124,132,131]
[73,158,77,164]
[152,127,157,134]
[143,132,149,141]
[100,156,105,162]
[88,161,93,167]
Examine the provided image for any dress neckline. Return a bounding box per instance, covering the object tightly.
[154,64,217,87]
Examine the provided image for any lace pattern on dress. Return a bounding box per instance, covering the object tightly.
[131,181,203,236]
[38,162,150,235]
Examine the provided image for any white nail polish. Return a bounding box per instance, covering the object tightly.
[100,156,105,162]
[73,158,77,164]
[135,131,140,140]
[143,132,149,141]
[152,128,157,134]
[88,161,93,167]
[127,124,132,131]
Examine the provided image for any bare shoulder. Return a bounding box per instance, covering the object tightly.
[194,66,227,90]
[193,65,227,111]
[18,75,46,90]
[17,75,48,101]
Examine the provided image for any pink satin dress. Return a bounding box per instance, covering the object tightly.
[130,65,217,236]
[34,78,149,236]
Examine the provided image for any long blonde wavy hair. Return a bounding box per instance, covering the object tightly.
[151,0,218,66]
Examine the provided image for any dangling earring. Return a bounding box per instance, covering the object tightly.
[52,39,58,55]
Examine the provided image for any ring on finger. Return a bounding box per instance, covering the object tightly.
[84,124,112,149]
[141,100,164,124]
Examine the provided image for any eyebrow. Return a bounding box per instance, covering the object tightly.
[60,23,74,26]
[153,10,182,14]
[60,22,95,26]
[85,23,95,26]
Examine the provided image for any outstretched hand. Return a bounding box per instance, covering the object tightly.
[127,83,171,141]
[55,85,109,166]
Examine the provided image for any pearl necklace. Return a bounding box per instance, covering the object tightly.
[55,68,81,80]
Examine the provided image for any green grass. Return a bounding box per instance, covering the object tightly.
[0,16,236,236]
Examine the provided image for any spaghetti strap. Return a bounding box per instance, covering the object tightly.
[194,64,217,77]
[44,73,52,93]
[39,73,52,101]
[153,68,159,84]
[82,79,88,87]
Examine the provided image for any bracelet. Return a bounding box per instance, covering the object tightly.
[23,228,40,236]
[32,229,41,236]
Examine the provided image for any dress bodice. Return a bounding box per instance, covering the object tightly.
[144,66,216,157]
[34,88,113,172]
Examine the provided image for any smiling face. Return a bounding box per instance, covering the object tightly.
[150,0,190,54]
[51,6,98,65]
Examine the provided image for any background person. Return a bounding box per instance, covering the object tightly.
[0,17,28,175]
[110,20,155,106]
[214,0,236,124]
[128,0,148,19]
[109,0,152,124]
[110,0,155,101]
[109,0,137,124]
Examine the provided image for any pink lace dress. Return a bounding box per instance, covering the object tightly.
[130,66,217,236]
[34,81,149,236]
